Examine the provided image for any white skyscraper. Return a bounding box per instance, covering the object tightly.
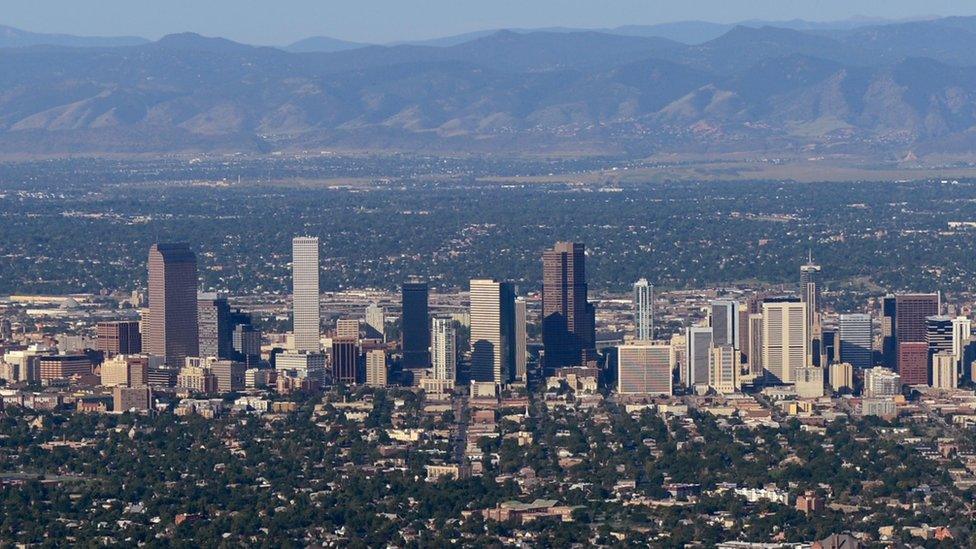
[469,279,515,384]
[617,343,673,395]
[514,297,528,381]
[952,316,971,367]
[365,349,387,387]
[709,345,739,394]
[931,352,956,390]
[431,317,456,383]
[762,298,808,384]
[633,278,653,341]
[292,237,320,353]
[365,303,385,341]
[838,313,872,370]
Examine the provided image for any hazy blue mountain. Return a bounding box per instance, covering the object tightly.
[0,24,147,48]
[1,21,976,155]
[285,36,370,53]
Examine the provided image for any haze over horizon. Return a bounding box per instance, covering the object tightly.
[3,0,972,45]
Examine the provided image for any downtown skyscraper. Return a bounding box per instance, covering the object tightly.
[633,278,653,341]
[401,278,430,369]
[894,293,939,386]
[542,242,595,370]
[146,243,199,367]
[292,237,320,353]
[431,317,456,382]
[762,297,808,384]
[470,279,516,384]
[838,313,872,370]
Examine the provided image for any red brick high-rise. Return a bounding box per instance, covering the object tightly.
[96,321,142,356]
[542,242,595,370]
[146,243,199,367]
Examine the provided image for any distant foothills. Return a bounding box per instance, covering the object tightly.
[5,16,976,158]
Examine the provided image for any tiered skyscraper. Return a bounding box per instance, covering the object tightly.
[401,279,430,369]
[146,243,199,367]
[542,242,595,370]
[292,237,320,353]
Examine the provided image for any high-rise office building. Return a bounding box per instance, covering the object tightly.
[794,366,824,399]
[762,297,807,384]
[881,295,897,369]
[894,294,939,385]
[952,316,971,368]
[335,319,360,339]
[709,345,739,394]
[514,297,528,381]
[38,355,92,381]
[926,315,953,358]
[829,362,853,393]
[617,343,673,395]
[738,307,750,364]
[275,351,326,386]
[146,243,199,367]
[331,337,359,384]
[633,278,653,341]
[748,313,764,377]
[100,355,149,387]
[365,349,387,387]
[401,279,430,369]
[863,366,901,397]
[542,242,595,370]
[232,324,261,367]
[96,321,142,356]
[838,313,872,370]
[469,279,516,384]
[431,317,456,383]
[686,326,713,386]
[198,293,232,360]
[931,352,956,390]
[210,360,246,393]
[710,300,738,349]
[365,303,385,340]
[292,237,320,353]
[800,254,821,336]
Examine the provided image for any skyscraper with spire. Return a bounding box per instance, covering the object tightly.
[800,251,822,362]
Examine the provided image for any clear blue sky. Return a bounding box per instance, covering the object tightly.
[6,0,974,45]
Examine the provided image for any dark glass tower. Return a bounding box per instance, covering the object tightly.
[401,279,430,369]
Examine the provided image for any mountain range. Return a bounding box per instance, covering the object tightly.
[3,16,976,156]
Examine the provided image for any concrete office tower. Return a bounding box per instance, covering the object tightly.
[670,333,687,385]
[365,349,387,387]
[926,315,953,358]
[431,317,456,382]
[542,242,596,369]
[470,279,516,384]
[100,355,149,387]
[893,294,938,385]
[748,314,764,377]
[710,299,738,349]
[514,297,528,381]
[931,352,956,390]
[275,351,326,385]
[794,366,825,399]
[952,316,971,368]
[685,326,713,386]
[233,324,261,367]
[762,297,808,384]
[147,243,199,367]
[96,321,142,356]
[292,237,320,353]
[838,313,872,370]
[617,343,674,396]
[401,279,430,369]
[738,306,750,364]
[709,345,739,394]
[336,319,360,339]
[331,338,359,384]
[633,278,653,341]
[365,303,385,340]
[211,360,246,393]
[198,293,232,359]
[863,366,901,397]
[829,362,853,393]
